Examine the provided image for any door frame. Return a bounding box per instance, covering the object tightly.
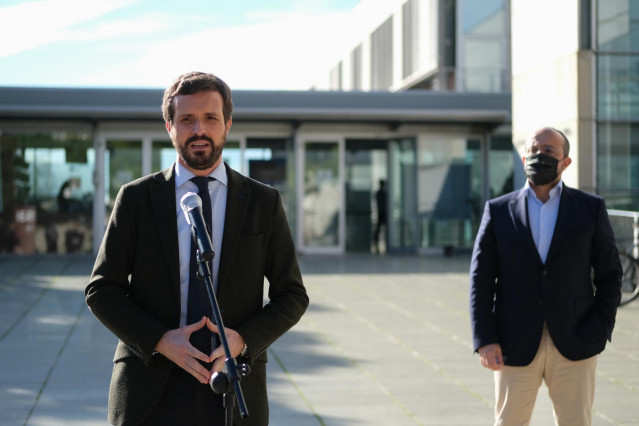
[295,134,346,254]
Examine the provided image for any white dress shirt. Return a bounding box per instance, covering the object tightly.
[174,160,228,327]
[525,180,563,264]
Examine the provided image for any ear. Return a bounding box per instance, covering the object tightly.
[225,117,233,134]
[563,156,572,168]
[165,121,172,134]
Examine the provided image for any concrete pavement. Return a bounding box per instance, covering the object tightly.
[0,254,637,425]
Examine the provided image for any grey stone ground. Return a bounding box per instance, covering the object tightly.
[0,254,637,425]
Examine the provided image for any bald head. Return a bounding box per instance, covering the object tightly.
[527,127,570,158]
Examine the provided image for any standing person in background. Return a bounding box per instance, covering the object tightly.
[86,71,309,426]
[469,127,621,425]
[373,179,387,254]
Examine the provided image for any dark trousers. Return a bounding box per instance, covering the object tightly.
[140,367,225,426]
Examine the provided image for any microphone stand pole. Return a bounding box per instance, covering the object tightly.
[193,235,250,425]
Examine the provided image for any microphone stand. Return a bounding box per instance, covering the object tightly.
[192,228,250,425]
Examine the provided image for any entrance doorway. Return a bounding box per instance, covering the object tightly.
[345,140,388,253]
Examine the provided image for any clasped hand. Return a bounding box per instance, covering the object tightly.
[155,317,246,384]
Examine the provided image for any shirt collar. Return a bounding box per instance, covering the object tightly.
[174,159,228,189]
[524,180,563,202]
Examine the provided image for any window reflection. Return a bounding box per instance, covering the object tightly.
[416,134,510,251]
[152,140,174,172]
[0,132,94,254]
[598,55,639,120]
[105,140,141,220]
[458,0,508,93]
[597,0,639,51]
[303,142,340,248]
[246,138,294,222]
[597,123,639,210]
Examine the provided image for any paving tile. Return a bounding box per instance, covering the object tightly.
[0,254,638,425]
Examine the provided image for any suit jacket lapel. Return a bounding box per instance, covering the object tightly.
[509,188,542,264]
[218,166,251,292]
[149,167,181,301]
[545,185,572,264]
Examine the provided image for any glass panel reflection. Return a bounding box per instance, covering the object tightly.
[303,142,340,248]
[0,132,94,254]
[246,138,295,225]
[222,140,241,172]
[152,140,174,172]
[597,122,639,210]
[105,140,141,220]
[598,54,639,120]
[417,135,481,251]
[388,138,417,252]
[597,0,639,51]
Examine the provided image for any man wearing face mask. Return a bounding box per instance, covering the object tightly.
[469,127,622,425]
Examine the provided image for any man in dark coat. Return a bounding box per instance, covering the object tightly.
[86,72,309,425]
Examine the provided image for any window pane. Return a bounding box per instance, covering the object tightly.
[597,0,639,51]
[598,54,639,120]
[489,136,515,197]
[597,122,639,210]
[152,140,174,172]
[417,134,480,250]
[463,39,504,92]
[105,140,141,219]
[0,132,94,254]
[246,138,295,222]
[388,138,417,251]
[303,142,340,248]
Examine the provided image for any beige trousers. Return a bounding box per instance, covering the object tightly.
[494,324,598,426]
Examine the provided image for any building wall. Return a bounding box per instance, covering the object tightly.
[322,0,510,94]
[511,0,596,191]
[0,117,510,255]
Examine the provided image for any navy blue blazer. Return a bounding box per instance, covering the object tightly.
[469,185,622,366]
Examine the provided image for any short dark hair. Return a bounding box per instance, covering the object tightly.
[162,72,233,124]
[552,127,570,157]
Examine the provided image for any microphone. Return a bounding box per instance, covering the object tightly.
[180,192,214,262]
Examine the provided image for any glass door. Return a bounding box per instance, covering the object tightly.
[105,139,143,220]
[297,139,344,253]
[345,139,388,253]
[388,138,418,252]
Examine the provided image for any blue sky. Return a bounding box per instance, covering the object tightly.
[0,0,381,90]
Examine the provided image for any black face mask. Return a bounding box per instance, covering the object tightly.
[525,153,559,186]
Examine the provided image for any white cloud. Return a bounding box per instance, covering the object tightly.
[64,15,169,42]
[82,9,368,90]
[0,0,404,90]
[0,0,137,58]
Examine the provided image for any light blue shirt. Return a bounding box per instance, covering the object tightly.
[175,160,228,327]
[525,180,562,264]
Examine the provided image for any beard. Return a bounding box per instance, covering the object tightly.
[176,134,225,170]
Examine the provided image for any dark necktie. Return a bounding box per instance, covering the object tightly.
[187,176,214,357]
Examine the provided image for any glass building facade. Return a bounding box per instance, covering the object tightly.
[457,0,510,93]
[597,0,639,210]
